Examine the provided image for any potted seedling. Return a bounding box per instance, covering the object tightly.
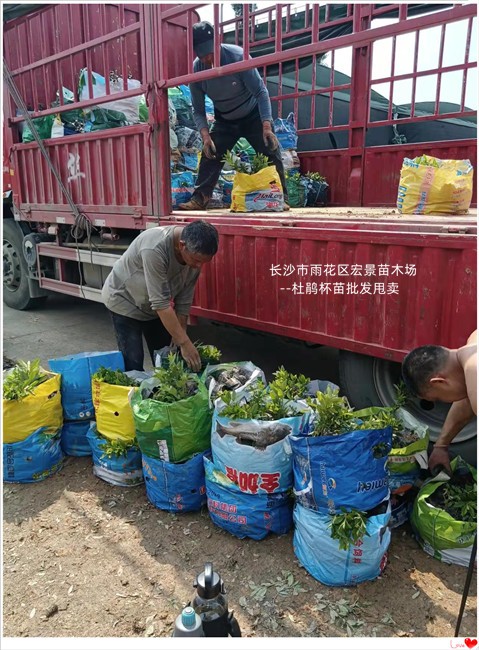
[3,358,64,483]
[3,358,63,444]
[3,359,49,400]
[290,386,391,513]
[212,368,312,495]
[304,171,329,207]
[411,457,477,566]
[131,353,212,463]
[223,150,284,213]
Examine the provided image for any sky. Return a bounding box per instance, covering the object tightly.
[197,2,477,110]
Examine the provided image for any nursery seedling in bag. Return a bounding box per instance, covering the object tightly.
[92,366,139,387]
[306,387,356,436]
[152,353,199,403]
[194,341,222,366]
[330,509,370,551]
[99,436,139,459]
[3,359,49,401]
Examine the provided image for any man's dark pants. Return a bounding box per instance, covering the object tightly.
[193,106,288,203]
[109,311,170,371]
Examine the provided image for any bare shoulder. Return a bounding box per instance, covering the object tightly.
[467,329,477,345]
[463,337,477,415]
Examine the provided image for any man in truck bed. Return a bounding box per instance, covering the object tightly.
[402,330,477,474]
[179,20,289,211]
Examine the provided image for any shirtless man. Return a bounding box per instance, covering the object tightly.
[401,330,477,474]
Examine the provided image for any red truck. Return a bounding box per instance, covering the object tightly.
[3,3,477,459]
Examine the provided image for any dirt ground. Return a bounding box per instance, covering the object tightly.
[3,451,477,639]
[2,300,477,640]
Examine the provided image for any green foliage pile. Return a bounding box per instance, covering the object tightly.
[305,171,327,183]
[307,387,355,437]
[195,341,222,366]
[414,155,440,168]
[151,353,198,403]
[219,367,310,421]
[222,150,271,174]
[330,509,370,551]
[92,367,139,387]
[442,483,477,523]
[3,359,48,401]
[99,436,139,459]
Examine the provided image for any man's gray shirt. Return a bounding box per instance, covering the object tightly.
[190,43,273,132]
[102,226,200,321]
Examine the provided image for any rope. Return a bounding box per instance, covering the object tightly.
[3,58,101,297]
[3,59,97,241]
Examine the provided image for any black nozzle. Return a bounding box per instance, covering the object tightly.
[195,562,223,599]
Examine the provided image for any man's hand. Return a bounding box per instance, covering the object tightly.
[202,134,217,159]
[179,340,201,372]
[263,121,279,151]
[428,444,451,476]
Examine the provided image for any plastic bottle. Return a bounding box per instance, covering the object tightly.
[172,606,204,637]
[191,563,241,637]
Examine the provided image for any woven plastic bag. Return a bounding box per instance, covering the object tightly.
[230,166,284,212]
[410,457,476,567]
[397,155,474,215]
[3,371,62,443]
[130,377,212,463]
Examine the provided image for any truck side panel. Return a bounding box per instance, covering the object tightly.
[13,125,152,227]
[300,139,478,208]
[187,223,477,361]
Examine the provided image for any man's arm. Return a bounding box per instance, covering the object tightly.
[176,313,188,331]
[190,78,208,133]
[241,67,273,123]
[156,306,200,371]
[190,82,216,159]
[141,247,201,371]
[428,397,475,473]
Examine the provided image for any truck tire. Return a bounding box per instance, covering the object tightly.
[339,350,477,466]
[3,219,46,310]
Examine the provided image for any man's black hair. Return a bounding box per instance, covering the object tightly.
[182,220,219,256]
[401,345,449,396]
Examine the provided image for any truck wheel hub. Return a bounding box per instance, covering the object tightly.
[3,239,21,291]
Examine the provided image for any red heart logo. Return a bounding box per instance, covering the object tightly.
[465,640,477,649]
